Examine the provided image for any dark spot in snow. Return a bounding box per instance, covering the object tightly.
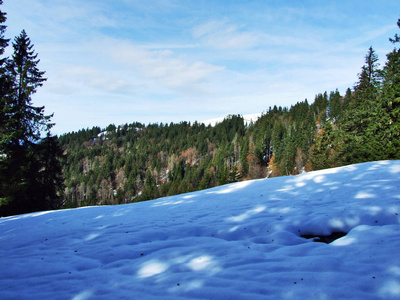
[301,231,347,244]
[126,232,128,233]
[177,283,180,286]
[140,253,144,256]
[372,276,376,279]
[294,282,297,284]
[375,220,378,223]
[74,250,78,253]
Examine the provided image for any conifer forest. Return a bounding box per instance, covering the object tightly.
[1,0,400,216]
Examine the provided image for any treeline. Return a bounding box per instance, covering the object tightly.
[60,20,400,207]
[59,115,249,206]
[1,0,399,216]
[57,91,354,207]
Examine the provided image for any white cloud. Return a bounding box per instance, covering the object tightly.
[3,0,399,135]
[100,38,225,95]
[192,20,261,49]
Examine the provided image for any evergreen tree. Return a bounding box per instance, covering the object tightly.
[141,170,158,201]
[340,47,384,163]
[309,121,339,170]
[0,30,63,216]
[381,18,400,158]
[0,0,11,146]
[6,30,50,144]
[0,0,8,61]
[328,89,343,122]
[35,134,65,209]
[0,1,13,213]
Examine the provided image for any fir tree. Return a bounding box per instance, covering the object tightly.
[0,0,8,61]
[381,18,400,158]
[0,30,63,216]
[309,121,339,170]
[340,47,385,163]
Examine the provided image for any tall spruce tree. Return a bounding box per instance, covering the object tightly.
[381,18,400,158]
[340,47,385,163]
[0,0,11,141]
[0,1,14,214]
[0,29,63,216]
[0,0,7,60]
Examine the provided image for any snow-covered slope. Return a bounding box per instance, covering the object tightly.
[1,161,400,299]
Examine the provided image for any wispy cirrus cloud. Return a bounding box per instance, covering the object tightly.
[2,0,399,135]
[192,20,261,49]
[100,38,225,95]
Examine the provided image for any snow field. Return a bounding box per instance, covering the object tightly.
[0,160,400,299]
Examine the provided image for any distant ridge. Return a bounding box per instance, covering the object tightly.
[201,113,262,127]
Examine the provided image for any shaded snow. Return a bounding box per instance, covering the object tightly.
[1,161,400,299]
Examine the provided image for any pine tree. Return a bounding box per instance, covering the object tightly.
[0,30,63,216]
[0,0,11,142]
[34,134,65,210]
[309,121,339,170]
[340,47,385,163]
[381,18,400,158]
[6,30,51,144]
[0,0,12,213]
[0,0,8,61]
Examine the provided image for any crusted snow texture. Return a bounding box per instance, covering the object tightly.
[1,160,400,299]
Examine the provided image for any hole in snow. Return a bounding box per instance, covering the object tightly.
[301,231,348,244]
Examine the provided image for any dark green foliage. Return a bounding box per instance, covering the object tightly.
[309,122,339,170]
[381,19,400,158]
[0,11,63,216]
[0,0,8,64]
[340,47,387,164]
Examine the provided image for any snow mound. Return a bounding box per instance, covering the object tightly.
[1,161,400,299]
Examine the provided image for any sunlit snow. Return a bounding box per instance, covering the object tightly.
[1,160,400,299]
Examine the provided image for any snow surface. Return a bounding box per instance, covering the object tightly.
[1,161,400,299]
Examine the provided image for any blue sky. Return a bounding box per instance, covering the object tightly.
[2,0,399,135]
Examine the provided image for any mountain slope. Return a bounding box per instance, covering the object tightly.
[201,113,262,127]
[1,161,400,299]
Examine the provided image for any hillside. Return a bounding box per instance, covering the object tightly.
[201,113,262,127]
[1,160,399,299]
[56,93,353,208]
